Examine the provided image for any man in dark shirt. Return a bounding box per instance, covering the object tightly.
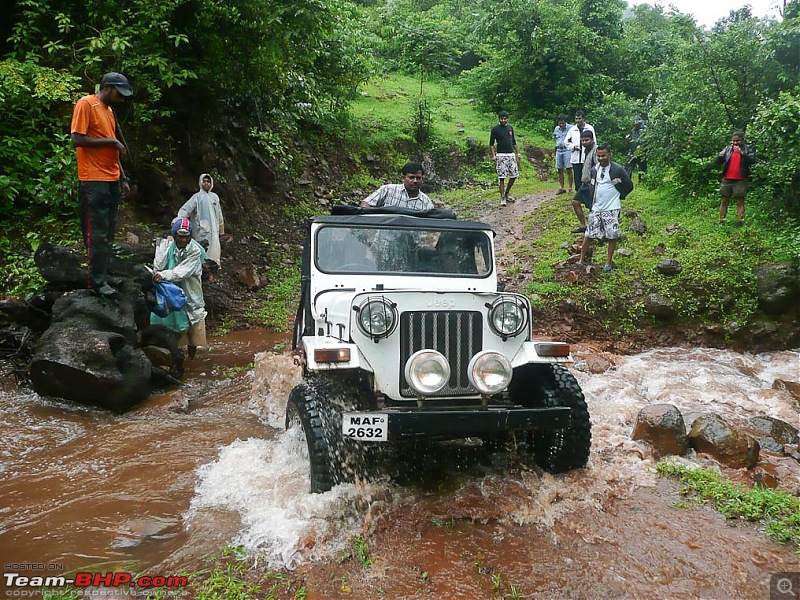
[489,111,521,207]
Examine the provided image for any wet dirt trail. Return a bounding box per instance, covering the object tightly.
[1,192,799,599]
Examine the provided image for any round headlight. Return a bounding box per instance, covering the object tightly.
[404,350,451,395]
[488,297,528,338]
[356,298,398,339]
[467,351,513,395]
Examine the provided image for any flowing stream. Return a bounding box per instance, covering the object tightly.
[1,333,798,598]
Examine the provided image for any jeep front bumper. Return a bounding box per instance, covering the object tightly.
[383,406,571,438]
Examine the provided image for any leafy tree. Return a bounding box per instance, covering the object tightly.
[361,0,474,78]
[0,60,79,215]
[644,10,785,199]
[459,0,628,115]
[1,0,369,213]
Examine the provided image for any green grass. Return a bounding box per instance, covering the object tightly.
[352,536,375,568]
[351,73,517,148]
[243,264,301,333]
[473,182,800,335]
[348,73,550,196]
[41,547,308,600]
[657,461,800,549]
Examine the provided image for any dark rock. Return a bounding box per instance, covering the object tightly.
[629,216,647,235]
[748,318,779,338]
[30,288,152,412]
[688,413,760,469]
[644,293,676,319]
[656,258,682,275]
[753,262,799,315]
[745,416,799,453]
[632,404,688,457]
[34,242,86,286]
[140,324,184,380]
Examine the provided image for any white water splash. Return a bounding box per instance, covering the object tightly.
[188,432,369,568]
[189,347,800,565]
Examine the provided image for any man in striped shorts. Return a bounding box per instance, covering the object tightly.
[489,111,521,207]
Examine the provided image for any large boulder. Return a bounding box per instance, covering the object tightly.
[644,293,676,319]
[745,416,799,453]
[772,379,800,407]
[753,262,799,315]
[631,404,688,457]
[34,242,87,287]
[688,413,760,469]
[29,284,152,412]
[656,258,682,276]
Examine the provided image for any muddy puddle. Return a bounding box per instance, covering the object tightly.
[1,338,798,598]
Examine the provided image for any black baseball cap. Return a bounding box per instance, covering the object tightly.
[101,72,133,96]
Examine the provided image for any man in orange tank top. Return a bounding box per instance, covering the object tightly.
[70,72,133,297]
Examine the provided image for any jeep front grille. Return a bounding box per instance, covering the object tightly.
[399,311,483,397]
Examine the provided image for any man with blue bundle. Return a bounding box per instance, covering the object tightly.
[151,217,207,359]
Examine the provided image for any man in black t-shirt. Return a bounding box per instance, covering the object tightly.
[489,111,521,207]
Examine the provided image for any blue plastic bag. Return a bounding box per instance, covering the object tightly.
[152,281,187,318]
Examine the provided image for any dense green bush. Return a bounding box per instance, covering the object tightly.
[0,60,79,215]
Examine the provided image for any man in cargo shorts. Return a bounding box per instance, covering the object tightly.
[717,131,755,227]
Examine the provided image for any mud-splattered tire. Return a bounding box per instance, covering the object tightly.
[286,377,372,493]
[511,364,591,473]
[286,383,339,493]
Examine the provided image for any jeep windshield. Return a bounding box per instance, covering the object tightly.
[315,224,493,276]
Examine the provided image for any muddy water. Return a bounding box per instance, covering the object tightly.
[0,329,285,589]
[2,340,799,598]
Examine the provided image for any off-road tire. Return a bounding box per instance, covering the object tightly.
[286,383,339,493]
[510,364,591,473]
[286,376,372,493]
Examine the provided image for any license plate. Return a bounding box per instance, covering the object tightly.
[342,413,388,442]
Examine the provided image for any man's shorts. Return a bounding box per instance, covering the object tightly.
[720,178,748,198]
[555,149,571,170]
[574,183,594,209]
[585,209,621,241]
[496,153,519,179]
[179,318,207,348]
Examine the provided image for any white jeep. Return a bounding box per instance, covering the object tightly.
[288,206,591,492]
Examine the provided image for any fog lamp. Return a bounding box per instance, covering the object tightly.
[467,351,513,395]
[404,350,451,395]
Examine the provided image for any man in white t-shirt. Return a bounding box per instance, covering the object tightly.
[578,145,633,272]
[563,110,596,196]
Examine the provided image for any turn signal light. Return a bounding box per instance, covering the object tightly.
[314,348,351,363]
[534,343,571,357]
